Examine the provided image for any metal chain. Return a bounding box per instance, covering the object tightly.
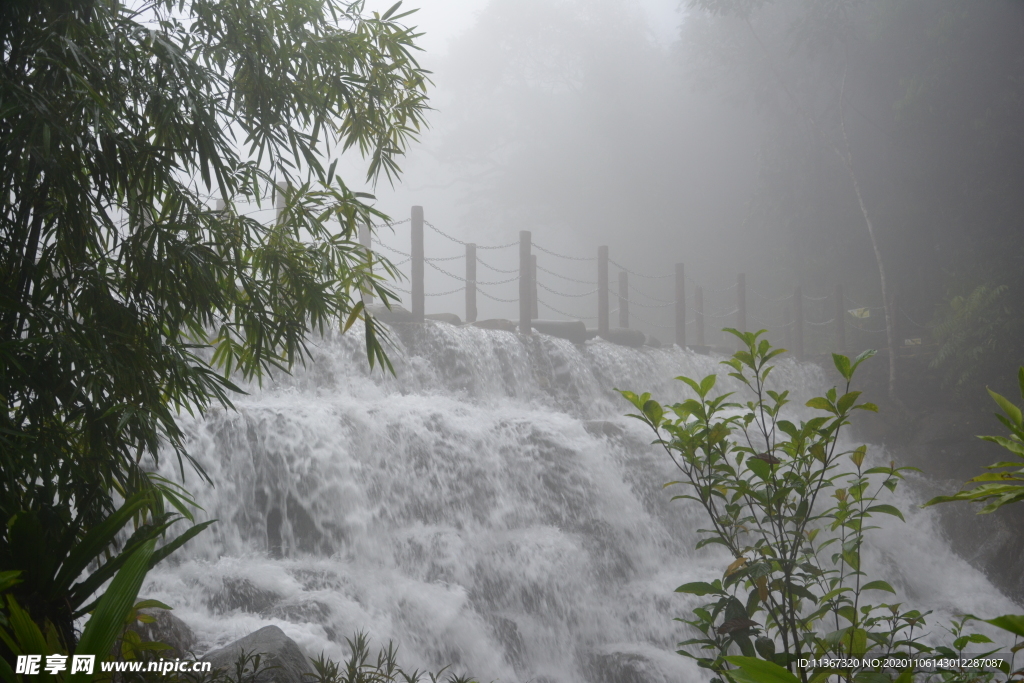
[626,308,673,329]
[537,281,599,298]
[752,290,794,303]
[805,318,836,327]
[703,282,739,293]
[900,305,935,329]
[609,258,672,279]
[476,276,518,286]
[630,299,675,309]
[537,298,596,320]
[536,264,597,285]
[477,288,518,303]
[425,259,465,281]
[477,256,518,274]
[426,259,516,285]
[533,242,596,261]
[701,308,740,319]
[628,285,674,303]
[425,286,466,297]
[370,218,411,229]
[372,237,411,257]
[848,321,888,333]
[802,293,829,302]
[424,220,516,250]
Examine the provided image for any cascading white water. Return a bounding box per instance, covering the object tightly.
[144,322,1017,683]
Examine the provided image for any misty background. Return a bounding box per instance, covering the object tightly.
[340,0,1024,410]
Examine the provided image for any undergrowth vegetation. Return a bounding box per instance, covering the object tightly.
[621,329,1024,683]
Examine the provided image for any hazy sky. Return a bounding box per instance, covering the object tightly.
[364,0,683,55]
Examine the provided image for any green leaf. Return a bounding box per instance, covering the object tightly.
[860,580,896,594]
[69,539,156,682]
[343,300,365,333]
[747,457,771,482]
[806,397,835,413]
[148,520,216,568]
[675,581,724,596]
[722,656,802,683]
[988,388,1023,428]
[865,504,905,521]
[850,349,877,375]
[984,614,1024,638]
[643,399,664,426]
[832,354,852,381]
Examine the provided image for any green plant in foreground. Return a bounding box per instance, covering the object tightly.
[2,0,427,656]
[0,540,156,683]
[925,368,1024,513]
[621,330,1011,683]
[924,367,1024,678]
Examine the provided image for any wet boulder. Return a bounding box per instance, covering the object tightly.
[203,625,311,683]
[131,608,197,659]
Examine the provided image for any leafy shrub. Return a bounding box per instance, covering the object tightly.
[621,330,1018,683]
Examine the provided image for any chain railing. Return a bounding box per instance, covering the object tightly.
[357,206,926,356]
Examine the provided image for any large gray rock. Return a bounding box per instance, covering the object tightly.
[203,626,311,683]
[133,608,197,658]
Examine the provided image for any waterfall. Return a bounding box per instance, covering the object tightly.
[144,322,1017,683]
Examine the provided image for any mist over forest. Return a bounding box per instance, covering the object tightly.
[371,0,1024,400]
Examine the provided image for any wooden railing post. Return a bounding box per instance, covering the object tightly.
[675,263,685,347]
[466,243,477,323]
[531,254,538,319]
[695,285,705,346]
[598,246,609,334]
[359,221,373,305]
[737,272,746,335]
[411,206,424,322]
[619,271,629,328]
[794,286,804,359]
[519,231,532,334]
[835,284,845,352]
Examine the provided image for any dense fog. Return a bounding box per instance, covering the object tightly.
[361,0,1024,398]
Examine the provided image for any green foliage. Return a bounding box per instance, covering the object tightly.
[925,367,1024,663]
[303,632,478,683]
[1,0,428,647]
[925,367,1024,513]
[621,330,1010,682]
[106,631,478,683]
[930,284,1016,390]
[0,486,211,653]
[0,541,155,683]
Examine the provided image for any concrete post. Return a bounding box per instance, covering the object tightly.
[598,246,609,334]
[618,271,629,329]
[411,206,424,322]
[519,231,532,334]
[466,243,477,323]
